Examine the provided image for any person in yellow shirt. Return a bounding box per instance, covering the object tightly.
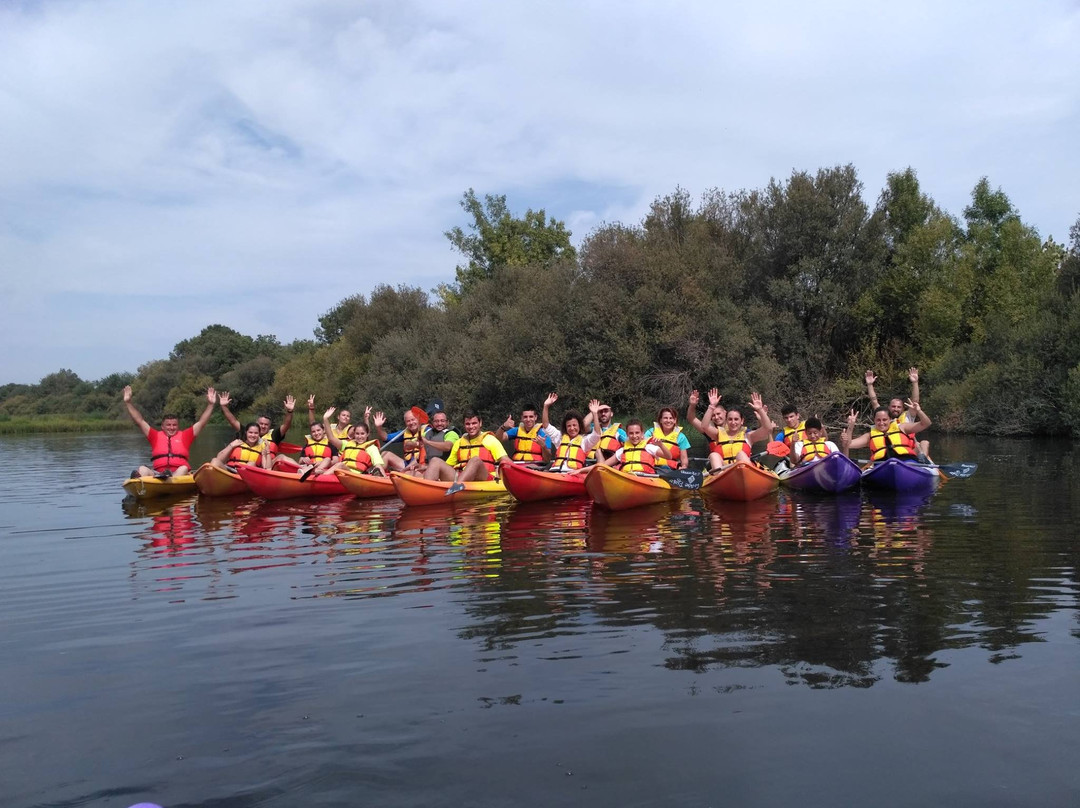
[424,410,511,493]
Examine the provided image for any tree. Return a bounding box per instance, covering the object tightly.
[445,189,577,297]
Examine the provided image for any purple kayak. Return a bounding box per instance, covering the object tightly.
[860,457,939,493]
[779,452,862,494]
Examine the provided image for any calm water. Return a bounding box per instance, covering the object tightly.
[2,428,1079,807]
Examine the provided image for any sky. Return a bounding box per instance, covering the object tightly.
[2,0,1078,384]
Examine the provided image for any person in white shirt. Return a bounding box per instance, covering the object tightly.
[792,417,840,466]
[540,393,601,473]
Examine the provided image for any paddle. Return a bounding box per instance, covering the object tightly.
[279,441,303,454]
[656,467,703,490]
[935,462,977,479]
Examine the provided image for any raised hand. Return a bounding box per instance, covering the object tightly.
[708,388,721,407]
[589,399,600,414]
[323,407,336,420]
[230,438,243,448]
[207,387,217,403]
[364,405,372,419]
[544,392,558,407]
[865,370,877,386]
[307,394,316,408]
[123,385,132,403]
[905,398,920,412]
[846,409,857,427]
[502,414,515,430]
[284,395,296,413]
[218,391,232,407]
[749,391,764,411]
[373,411,386,427]
[908,367,919,383]
[689,389,699,407]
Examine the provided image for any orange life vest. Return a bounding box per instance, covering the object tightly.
[713,429,751,463]
[228,441,263,468]
[620,440,656,474]
[303,435,332,461]
[554,435,587,470]
[650,425,683,469]
[341,439,379,472]
[869,423,916,461]
[511,425,545,463]
[595,422,623,457]
[781,421,807,449]
[455,433,499,473]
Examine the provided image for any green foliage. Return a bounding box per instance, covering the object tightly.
[445,189,577,297]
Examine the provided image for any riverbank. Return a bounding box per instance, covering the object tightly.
[0,416,130,434]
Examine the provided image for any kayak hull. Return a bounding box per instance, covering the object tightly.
[585,464,676,511]
[334,468,397,498]
[700,461,779,501]
[779,453,862,494]
[391,472,508,507]
[237,465,347,499]
[861,457,939,493]
[122,474,197,500]
[193,463,250,497]
[501,463,588,502]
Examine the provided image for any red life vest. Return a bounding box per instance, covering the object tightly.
[455,433,498,473]
[554,435,587,470]
[619,440,656,474]
[511,425,545,463]
[148,428,194,472]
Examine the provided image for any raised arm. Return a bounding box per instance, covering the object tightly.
[899,400,931,434]
[745,392,775,442]
[686,389,704,432]
[215,438,243,464]
[280,395,295,437]
[307,394,317,428]
[908,367,921,407]
[541,392,557,431]
[372,409,389,442]
[218,390,241,432]
[842,409,871,453]
[865,370,880,410]
[322,407,344,449]
[496,414,515,441]
[191,388,217,437]
[122,385,151,437]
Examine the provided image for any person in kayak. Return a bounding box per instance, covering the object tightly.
[420,409,460,465]
[687,388,727,453]
[123,385,217,478]
[218,392,296,462]
[865,368,931,460]
[307,395,352,441]
[775,405,808,451]
[597,419,672,474]
[841,401,931,463]
[540,393,601,473]
[644,407,691,470]
[496,405,553,467]
[424,410,511,491]
[584,403,626,461]
[296,419,336,476]
[319,407,388,477]
[378,407,428,473]
[706,392,774,471]
[792,417,839,465]
[210,422,271,472]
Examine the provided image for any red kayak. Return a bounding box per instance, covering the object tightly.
[237,465,347,499]
[501,463,588,502]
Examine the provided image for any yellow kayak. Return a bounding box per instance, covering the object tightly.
[390,472,508,507]
[193,463,250,497]
[584,464,677,511]
[122,474,197,500]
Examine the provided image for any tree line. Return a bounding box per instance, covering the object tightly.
[5,171,1080,435]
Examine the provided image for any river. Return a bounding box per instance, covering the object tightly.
[2,428,1078,807]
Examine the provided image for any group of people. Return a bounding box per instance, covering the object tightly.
[122,367,934,486]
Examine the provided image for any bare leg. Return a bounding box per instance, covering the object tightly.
[425,458,457,481]
[456,456,491,482]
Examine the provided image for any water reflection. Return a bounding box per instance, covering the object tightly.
[108,472,1072,688]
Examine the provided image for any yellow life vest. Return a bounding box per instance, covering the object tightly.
[341,439,379,472]
[330,423,351,441]
[620,440,656,474]
[869,422,916,461]
[782,421,807,449]
[304,435,332,461]
[800,438,832,462]
[594,422,623,458]
[649,425,683,469]
[511,424,545,463]
[554,435,587,470]
[455,432,499,472]
[229,441,264,467]
[401,428,425,464]
[714,428,751,463]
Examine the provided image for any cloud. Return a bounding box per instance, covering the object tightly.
[1,0,1078,381]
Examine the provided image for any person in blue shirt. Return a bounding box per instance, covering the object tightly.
[495,405,553,468]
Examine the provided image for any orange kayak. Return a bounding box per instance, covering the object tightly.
[700,460,779,502]
[585,464,677,511]
[334,468,396,498]
[193,463,250,497]
[390,472,508,507]
[501,463,588,502]
[237,465,347,499]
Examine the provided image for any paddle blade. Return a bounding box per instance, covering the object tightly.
[939,462,977,479]
[766,440,790,458]
[410,406,430,425]
[656,467,702,490]
[278,441,303,454]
